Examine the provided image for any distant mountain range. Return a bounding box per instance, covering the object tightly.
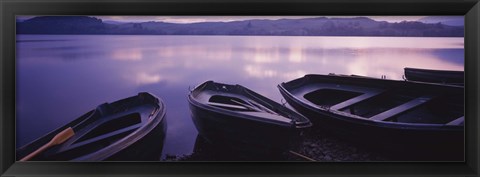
[16,16,464,37]
[418,16,464,27]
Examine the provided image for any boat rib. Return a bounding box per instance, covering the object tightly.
[330,89,385,110]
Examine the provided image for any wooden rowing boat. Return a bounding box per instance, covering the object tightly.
[16,92,167,161]
[188,81,312,152]
[278,74,464,160]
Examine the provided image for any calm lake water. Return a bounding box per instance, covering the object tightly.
[16,35,464,160]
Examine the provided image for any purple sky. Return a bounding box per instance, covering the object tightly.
[94,16,429,23]
[17,16,463,24]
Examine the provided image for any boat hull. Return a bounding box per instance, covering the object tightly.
[104,115,167,161]
[188,81,311,154]
[189,97,303,153]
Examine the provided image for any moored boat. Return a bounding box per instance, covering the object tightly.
[404,67,464,86]
[17,92,167,161]
[278,74,464,160]
[188,81,312,153]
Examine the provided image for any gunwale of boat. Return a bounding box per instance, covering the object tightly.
[278,74,464,128]
[405,67,464,73]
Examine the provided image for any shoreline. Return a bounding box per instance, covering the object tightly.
[170,129,389,162]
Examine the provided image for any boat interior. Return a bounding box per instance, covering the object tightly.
[42,99,159,160]
[208,95,259,112]
[294,82,464,125]
[191,82,301,124]
[200,91,294,124]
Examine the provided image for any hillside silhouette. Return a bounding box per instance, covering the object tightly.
[17,16,464,37]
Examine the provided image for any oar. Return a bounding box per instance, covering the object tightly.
[20,127,75,161]
[230,99,262,112]
[247,99,279,115]
[207,102,250,110]
[289,150,316,161]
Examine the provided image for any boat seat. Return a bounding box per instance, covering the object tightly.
[291,83,383,110]
[370,94,436,121]
[446,116,464,125]
[330,90,385,110]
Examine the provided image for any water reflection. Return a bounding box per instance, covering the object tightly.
[16,35,464,159]
[288,47,307,63]
[244,65,278,78]
[133,72,163,85]
[430,49,464,65]
[111,48,143,61]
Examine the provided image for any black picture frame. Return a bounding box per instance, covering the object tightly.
[1,0,479,176]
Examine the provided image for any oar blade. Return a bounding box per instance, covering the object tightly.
[50,127,75,145]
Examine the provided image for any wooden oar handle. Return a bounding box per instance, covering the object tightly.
[20,143,51,161]
[20,127,74,161]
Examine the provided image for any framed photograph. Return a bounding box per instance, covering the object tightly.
[1,0,479,176]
